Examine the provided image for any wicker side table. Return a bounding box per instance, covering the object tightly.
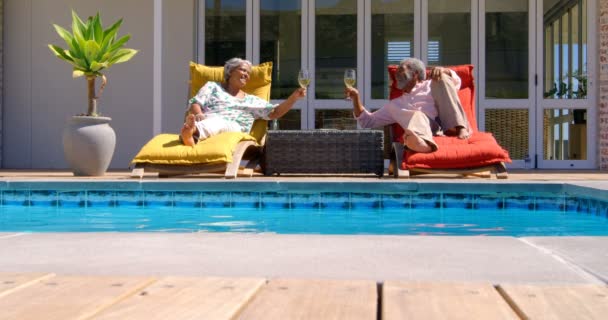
[263,130,384,177]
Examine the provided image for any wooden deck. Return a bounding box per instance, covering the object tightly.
[1,273,607,319]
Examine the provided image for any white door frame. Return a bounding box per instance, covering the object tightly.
[306,0,366,129]
[363,0,424,112]
[197,0,309,128]
[534,0,597,169]
[256,0,309,128]
[477,0,537,169]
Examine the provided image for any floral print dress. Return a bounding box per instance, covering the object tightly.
[188,81,275,133]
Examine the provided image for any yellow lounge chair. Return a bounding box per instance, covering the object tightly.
[130,61,272,178]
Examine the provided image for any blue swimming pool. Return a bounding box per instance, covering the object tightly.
[0,181,607,236]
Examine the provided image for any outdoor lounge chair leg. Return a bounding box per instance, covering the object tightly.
[131,167,144,179]
[494,162,509,179]
[391,142,409,179]
[224,140,257,179]
[464,171,491,178]
[237,168,254,177]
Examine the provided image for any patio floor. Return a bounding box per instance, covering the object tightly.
[0,168,606,181]
[2,273,608,319]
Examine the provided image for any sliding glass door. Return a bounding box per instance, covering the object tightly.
[536,0,595,168]
[196,0,597,168]
[479,0,534,168]
[258,0,305,129]
[478,0,595,169]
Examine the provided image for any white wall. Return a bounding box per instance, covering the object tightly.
[3,0,194,169]
[162,1,195,133]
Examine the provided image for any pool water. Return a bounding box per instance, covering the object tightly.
[2,201,608,236]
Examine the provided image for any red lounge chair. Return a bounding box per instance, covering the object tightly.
[387,64,512,178]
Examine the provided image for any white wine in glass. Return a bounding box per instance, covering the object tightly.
[344,69,356,100]
[298,69,311,88]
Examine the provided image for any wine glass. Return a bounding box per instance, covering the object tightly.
[298,68,311,88]
[344,69,356,100]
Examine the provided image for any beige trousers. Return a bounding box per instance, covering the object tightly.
[396,109,439,151]
[431,73,470,133]
[402,74,469,151]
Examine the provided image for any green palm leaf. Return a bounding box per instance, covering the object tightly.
[99,19,123,57]
[53,24,73,47]
[108,48,138,65]
[103,18,123,41]
[92,13,103,43]
[71,10,86,40]
[69,37,84,60]
[108,34,131,53]
[83,40,101,64]
[90,61,108,72]
[48,44,74,63]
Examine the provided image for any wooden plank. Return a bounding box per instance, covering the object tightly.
[237,278,377,320]
[383,281,518,320]
[0,273,55,298]
[498,284,608,320]
[0,275,155,320]
[92,277,265,320]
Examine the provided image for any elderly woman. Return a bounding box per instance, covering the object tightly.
[181,57,306,146]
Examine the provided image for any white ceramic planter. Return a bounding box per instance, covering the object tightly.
[62,116,116,176]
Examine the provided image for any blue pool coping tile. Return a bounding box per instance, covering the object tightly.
[0,181,607,213]
[0,192,606,216]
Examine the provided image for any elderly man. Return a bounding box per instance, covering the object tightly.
[345,58,470,153]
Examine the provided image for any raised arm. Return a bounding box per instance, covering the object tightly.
[345,87,366,117]
[269,87,307,120]
[345,87,394,128]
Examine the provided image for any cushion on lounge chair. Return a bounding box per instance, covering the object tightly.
[131,62,273,167]
[387,64,511,171]
[190,61,272,100]
[131,132,257,165]
[403,132,510,169]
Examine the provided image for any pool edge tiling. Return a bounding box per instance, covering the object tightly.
[0,181,606,210]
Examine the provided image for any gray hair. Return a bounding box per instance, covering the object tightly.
[400,58,426,81]
[224,57,252,83]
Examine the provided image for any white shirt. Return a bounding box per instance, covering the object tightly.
[356,70,461,128]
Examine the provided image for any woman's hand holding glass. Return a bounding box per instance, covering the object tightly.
[294,68,309,98]
[298,69,311,89]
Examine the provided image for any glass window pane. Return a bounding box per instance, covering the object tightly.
[315,110,357,130]
[485,109,529,159]
[428,0,471,66]
[485,0,528,99]
[543,109,587,160]
[205,0,246,66]
[316,0,357,99]
[260,0,302,99]
[273,109,301,130]
[371,0,414,99]
[543,0,587,100]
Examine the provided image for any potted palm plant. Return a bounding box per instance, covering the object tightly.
[48,10,137,176]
